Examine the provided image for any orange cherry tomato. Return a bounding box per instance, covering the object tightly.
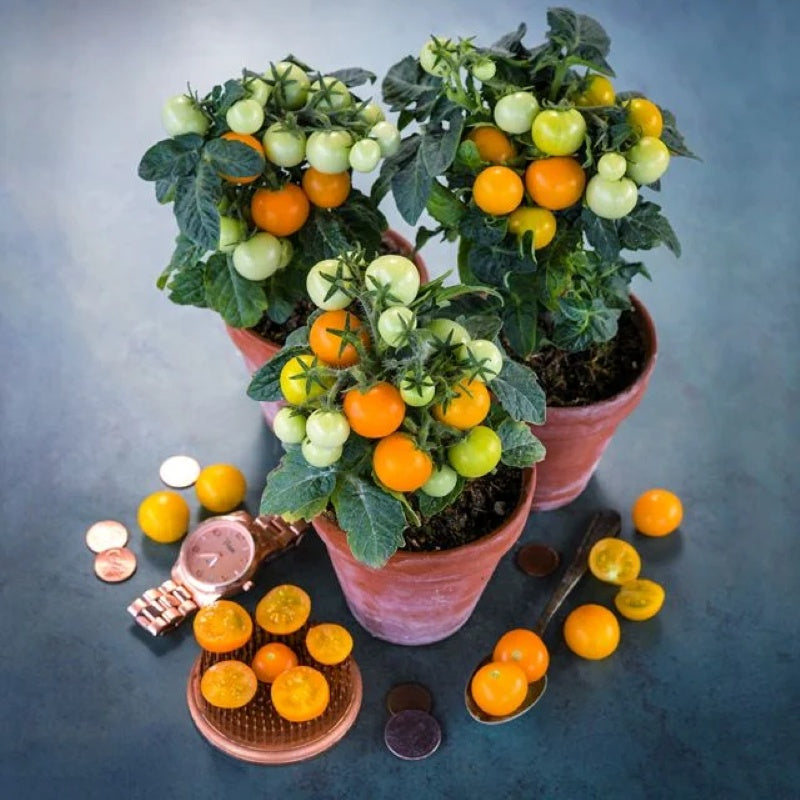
[626,97,663,138]
[220,132,264,184]
[467,126,517,164]
[194,463,247,513]
[305,623,354,665]
[200,660,258,708]
[433,378,490,430]
[632,489,683,536]
[473,165,524,215]
[588,537,642,585]
[301,167,351,208]
[614,579,666,621]
[470,661,528,717]
[309,309,368,367]
[563,604,620,660]
[524,157,586,210]
[271,666,330,722]
[137,490,190,543]
[343,382,405,438]
[255,584,311,635]
[193,599,253,654]
[373,433,433,493]
[251,642,299,683]
[492,628,549,683]
[507,206,557,250]
[251,183,310,236]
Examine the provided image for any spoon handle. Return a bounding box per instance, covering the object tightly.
[532,509,621,638]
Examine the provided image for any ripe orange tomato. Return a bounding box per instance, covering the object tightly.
[194,463,247,513]
[251,642,299,683]
[588,537,642,585]
[271,666,330,722]
[193,600,253,653]
[301,168,351,208]
[467,126,517,164]
[433,378,490,430]
[507,206,557,250]
[626,97,663,138]
[200,660,258,709]
[305,623,354,665]
[614,579,665,621]
[473,165,524,216]
[563,604,620,660]
[373,433,433,492]
[343,382,405,438]
[524,157,586,210]
[492,628,549,683]
[255,584,311,635]
[220,132,264,184]
[309,309,368,367]
[470,661,528,717]
[251,183,310,237]
[137,490,190,543]
[632,489,683,536]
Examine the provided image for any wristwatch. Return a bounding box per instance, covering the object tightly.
[127,512,307,636]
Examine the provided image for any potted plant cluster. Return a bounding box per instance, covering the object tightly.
[375,8,696,509]
[246,249,546,644]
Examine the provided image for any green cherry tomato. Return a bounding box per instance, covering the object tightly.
[306,130,352,174]
[226,98,265,135]
[419,36,455,77]
[427,318,470,347]
[585,174,638,220]
[378,306,416,347]
[457,339,503,382]
[306,258,354,310]
[365,255,419,305]
[279,354,330,405]
[245,77,271,106]
[232,232,283,280]
[597,153,627,181]
[161,95,209,137]
[305,410,350,448]
[448,426,502,478]
[265,61,310,110]
[573,75,615,107]
[273,408,307,444]
[421,464,458,497]
[358,102,385,126]
[301,438,342,468]
[399,372,435,407]
[219,216,245,252]
[278,238,293,269]
[493,92,540,135]
[470,59,496,82]
[308,76,352,112]
[369,121,401,157]
[625,136,671,185]
[349,139,382,173]
[262,122,306,167]
[532,109,587,156]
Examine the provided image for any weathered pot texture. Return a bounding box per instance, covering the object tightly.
[225,229,428,427]
[532,295,657,511]
[311,467,537,646]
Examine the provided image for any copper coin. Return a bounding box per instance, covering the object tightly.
[384,709,441,760]
[516,543,561,577]
[94,547,137,583]
[159,455,201,489]
[386,682,433,715]
[85,520,129,553]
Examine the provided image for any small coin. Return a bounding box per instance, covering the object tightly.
[385,709,442,760]
[85,520,129,553]
[386,682,433,715]
[516,543,561,577]
[159,455,201,489]
[94,547,137,583]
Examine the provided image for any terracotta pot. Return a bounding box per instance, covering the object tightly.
[225,230,429,427]
[532,295,657,511]
[312,467,537,646]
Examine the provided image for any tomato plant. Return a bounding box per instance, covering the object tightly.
[364,254,420,305]
[563,604,620,660]
[272,407,307,444]
[493,628,549,683]
[305,409,350,448]
[625,136,670,185]
[193,600,253,653]
[279,354,332,405]
[306,257,355,311]
[632,488,683,536]
[434,378,490,429]
[232,232,283,280]
[493,91,539,134]
[378,306,416,347]
[226,97,265,135]
[573,74,615,107]
[219,132,264,184]
[262,122,306,167]
[195,464,247,513]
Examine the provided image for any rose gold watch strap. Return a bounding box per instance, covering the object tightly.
[250,515,309,557]
[127,579,198,636]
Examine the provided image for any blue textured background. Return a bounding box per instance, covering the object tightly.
[1,1,798,797]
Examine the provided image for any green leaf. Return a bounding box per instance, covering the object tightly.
[414,226,442,251]
[455,139,484,171]
[284,326,309,348]
[416,477,465,518]
[247,345,306,401]
[618,201,681,257]
[460,205,506,247]
[155,177,177,204]
[552,297,619,351]
[332,190,387,255]
[382,56,440,111]
[426,180,466,229]
[491,357,546,424]
[332,475,407,567]
[581,206,621,261]
[168,261,208,307]
[660,107,699,159]
[546,8,614,75]
[490,24,529,58]
[498,418,546,466]
[204,252,268,328]
[327,67,376,87]
[260,448,337,521]
[173,161,222,250]
[138,134,204,181]
[502,296,540,358]
[420,108,466,176]
[460,313,503,341]
[391,146,433,225]
[216,79,247,115]
[468,240,534,287]
[203,137,265,179]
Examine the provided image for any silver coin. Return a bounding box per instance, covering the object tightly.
[159,455,201,489]
[384,709,442,760]
[85,520,129,553]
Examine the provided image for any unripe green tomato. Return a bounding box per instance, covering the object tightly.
[597,152,627,181]
[305,410,350,448]
[273,407,306,444]
[349,139,382,173]
[369,121,401,157]
[309,76,352,112]
[448,426,502,478]
[378,306,416,347]
[532,108,586,156]
[427,318,471,347]
[493,92,539,135]
[262,122,306,167]
[419,36,455,77]
[625,136,670,185]
[232,232,283,280]
[585,174,638,220]
[218,216,245,252]
[306,130,353,174]
[421,464,458,497]
[245,77,271,106]
[358,102,385,126]
[301,438,343,468]
[161,95,209,137]
[365,255,420,305]
[470,59,496,82]
[457,339,503,381]
[399,372,435,407]
[226,98,265,135]
[266,61,310,110]
[306,258,354,310]
[278,238,293,269]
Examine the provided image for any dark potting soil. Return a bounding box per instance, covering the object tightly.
[522,307,647,407]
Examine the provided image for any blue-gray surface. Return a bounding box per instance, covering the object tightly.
[1,1,798,798]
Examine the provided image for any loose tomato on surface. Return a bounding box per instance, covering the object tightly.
[467,126,517,164]
[448,426,502,478]
[195,464,247,513]
[473,165,524,216]
[532,108,586,156]
[615,579,666,621]
[302,168,351,209]
[433,378,490,430]
[251,184,310,237]
[137,490,190,543]
[309,310,368,367]
[343,382,405,438]
[364,255,420,306]
[219,132,264,184]
[271,666,330,723]
[251,642,299,683]
[493,629,549,683]
[373,433,433,493]
[573,75,615,107]
[255,584,312,635]
[625,97,663,138]
[305,623,354,665]
[279,354,331,405]
[507,206,557,250]
[525,157,586,210]
[193,600,253,653]
[588,537,642,585]
[161,94,209,137]
[200,660,258,709]
[470,661,528,717]
[632,489,683,536]
[563,604,620,660]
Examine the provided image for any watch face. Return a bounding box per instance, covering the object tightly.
[181,519,255,588]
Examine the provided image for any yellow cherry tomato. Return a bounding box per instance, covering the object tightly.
[563,604,620,660]
[200,660,258,708]
[625,97,663,138]
[573,75,615,107]
[255,584,311,635]
[588,537,642,585]
[614,579,666,621]
[279,354,331,405]
[137,490,190,543]
[507,206,557,249]
[195,464,247,513]
[305,623,354,665]
[632,489,683,536]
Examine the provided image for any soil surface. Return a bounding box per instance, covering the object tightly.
[252,296,316,347]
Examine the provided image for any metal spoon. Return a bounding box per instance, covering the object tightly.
[465,509,621,724]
